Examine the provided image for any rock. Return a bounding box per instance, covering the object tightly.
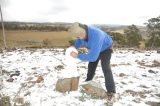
[124,90,148,98]
[0,96,11,106]
[10,71,20,77]
[0,77,3,89]
[132,98,141,103]
[148,70,156,74]
[153,60,160,67]
[14,97,24,106]
[5,48,16,52]
[6,77,14,82]
[24,91,31,96]
[2,70,10,76]
[36,76,44,83]
[29,76,44,83]
[119,73,126,77]
[0,49,3,53]
[145,54,150,56]
[56,77,79,93]
[139,85,149,88]
[55,65,64,71]
[145,101,160,106]
[71,77,79,91]
[121,81,127,85]
[56,78,71,92]
[142,74,147,77]
[24,101,31,106]
[157,50,160,53]
[80,81,107,99]
[155,93,160,97]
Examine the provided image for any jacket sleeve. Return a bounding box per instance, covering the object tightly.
[74,39,88,49]
[77,37,103,62]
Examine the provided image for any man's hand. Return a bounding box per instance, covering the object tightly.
[70,51,78,58]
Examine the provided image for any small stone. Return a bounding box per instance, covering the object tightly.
[119,73,126,77]
[155,94,160,97]
[148,70,156,74]
[10,73,20,77]
[157,50,160,53]
[132,98,141,103]
[121,81,127,85]
[6,77,14,82]
[55,65,64,71]
[142,74,147,77]
[36,76,44,83]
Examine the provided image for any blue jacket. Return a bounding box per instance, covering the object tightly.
[74,25,112,62]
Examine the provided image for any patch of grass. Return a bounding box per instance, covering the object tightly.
[0,30,73,48]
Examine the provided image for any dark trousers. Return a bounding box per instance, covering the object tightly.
[85,49,116,93]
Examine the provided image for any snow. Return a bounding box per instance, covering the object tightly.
[0,48,160,106]
[60,46,80,78]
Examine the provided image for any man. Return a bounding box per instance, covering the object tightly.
[68,22,116,101]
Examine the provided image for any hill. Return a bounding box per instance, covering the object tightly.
[0,22,147,48]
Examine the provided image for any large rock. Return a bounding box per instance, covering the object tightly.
[71,77,79,91]
[80,81,107,99]
[157,50,160,54]
[0,96,11,106]
[56,77,79,93]
[146,101,160,106]
[14,97,24,106]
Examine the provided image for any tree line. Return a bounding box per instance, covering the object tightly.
[109,16,160,49]
[0,22,69,31]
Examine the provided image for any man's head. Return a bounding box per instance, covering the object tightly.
[68,22,87,40]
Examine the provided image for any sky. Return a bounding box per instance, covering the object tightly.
[0,0,160,25]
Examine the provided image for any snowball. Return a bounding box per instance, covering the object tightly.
[60,47,80,78]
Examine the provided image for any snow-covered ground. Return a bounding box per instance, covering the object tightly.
[0,48,160,106]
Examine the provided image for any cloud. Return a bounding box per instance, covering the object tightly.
[42,0,69,15]
[2,0,69,22]
[0,0,11,8]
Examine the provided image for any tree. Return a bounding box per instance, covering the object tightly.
[108,32,126,47]
[124,24,142,47]
[145,16,160,48]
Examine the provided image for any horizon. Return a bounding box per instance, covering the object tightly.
[2,21,146,27]
[1,0,160,26]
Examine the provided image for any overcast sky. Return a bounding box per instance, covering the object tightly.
[1,0,160,25]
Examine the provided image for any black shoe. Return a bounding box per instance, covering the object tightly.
[106,92,115,106]
[107,92,115,100]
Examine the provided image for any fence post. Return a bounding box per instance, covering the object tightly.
[0,4,7,48]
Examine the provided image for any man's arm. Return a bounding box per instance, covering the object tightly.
[77,39,103,62]
[74,39,87,49]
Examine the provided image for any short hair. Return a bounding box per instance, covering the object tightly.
[68,22,86,36]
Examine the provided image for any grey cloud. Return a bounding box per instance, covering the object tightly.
[41,0,69,15]
[49,0,66,4]
[138,16,149,19]
[39,5,69,15]
[51,5,68,14]
[0,0,11,8]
